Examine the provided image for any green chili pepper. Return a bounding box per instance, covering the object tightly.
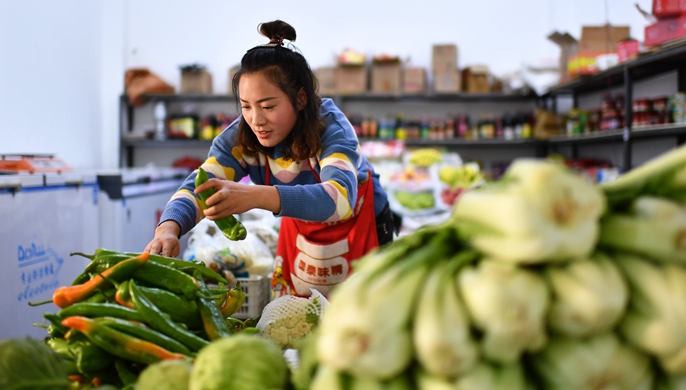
[114,281,201,330]
[95,317,193,356]
[59,302,144,322]
[195,167,247,241]
[74,341,114,377]
[75,248,227,284]
[47,337,76,359]
[53,253,149,308]
[114,359,138,386]
[194,270,231,340]
[132,261,201,300]
[44,313,69,338]
[129,280,209,352]
[61,316,188,365]
[136,286,202,329]
[242,315,261,328]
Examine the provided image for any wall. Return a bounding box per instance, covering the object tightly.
[0,1,105,169]
[126,0,651,94]
[0,0,653,170]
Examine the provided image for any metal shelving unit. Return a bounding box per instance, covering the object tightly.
[541,40,686,170]
[120,42,686,170]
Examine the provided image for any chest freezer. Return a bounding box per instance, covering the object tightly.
[97,167,189,254]
[0,171,100,339]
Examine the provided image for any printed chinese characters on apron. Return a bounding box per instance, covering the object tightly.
[266,158,379,298]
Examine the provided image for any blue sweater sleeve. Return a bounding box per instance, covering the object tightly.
[159,118,249,236]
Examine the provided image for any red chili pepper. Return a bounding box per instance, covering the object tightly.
[53,253,149,309]
[61,316,187,364]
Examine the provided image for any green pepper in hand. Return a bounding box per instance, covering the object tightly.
[195,167,247,241]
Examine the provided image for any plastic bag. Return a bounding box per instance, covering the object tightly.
[183,218,274,278]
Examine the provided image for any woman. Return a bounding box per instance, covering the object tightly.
[145,20,394,297]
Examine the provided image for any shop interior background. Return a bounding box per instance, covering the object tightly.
[1,0,650,170]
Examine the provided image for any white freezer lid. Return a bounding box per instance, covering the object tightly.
[96,167,189,184]
[44,171,98,186]
[0,173,44,189]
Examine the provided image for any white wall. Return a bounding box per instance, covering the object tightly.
[0,0,653,169]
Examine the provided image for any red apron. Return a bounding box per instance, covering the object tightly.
[266,159,379,297]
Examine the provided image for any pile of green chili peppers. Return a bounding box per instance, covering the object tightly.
[36,248,258,389]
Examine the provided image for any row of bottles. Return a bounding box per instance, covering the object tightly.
[347,112,535,141]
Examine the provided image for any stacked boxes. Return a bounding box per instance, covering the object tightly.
[370,56,403,94]
[432,44,460,93]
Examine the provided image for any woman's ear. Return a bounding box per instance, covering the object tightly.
[296,87,307,110]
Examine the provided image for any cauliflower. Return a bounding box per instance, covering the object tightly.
[257,292,326,349]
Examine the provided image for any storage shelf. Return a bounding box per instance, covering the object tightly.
[360,137,544,148]
[328,92,537,103]
[547,39,686,95]
[121,139,213,148]
[135,94,238,103]
[632,123,686,139]
[128,92,538,104]
[548,129,625,145]
[547,124,686,145]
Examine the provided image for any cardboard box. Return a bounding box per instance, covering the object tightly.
[371,59,402,94]
[432,44,458,74]
[654,0,686,18]
[645,16,686,47]
[403,67,427,94]
[462,66,490,93]
[335,65,367,94]
[618,39,640,62]
[316,67,337,96]
[549,25,630,80]
[433,70,461,93]
[180,65,212,94]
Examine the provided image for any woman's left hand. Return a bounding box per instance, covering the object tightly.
[195,178,281,219]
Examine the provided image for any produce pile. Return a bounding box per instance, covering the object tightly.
[33,248,262,389]
[294,144,686,389]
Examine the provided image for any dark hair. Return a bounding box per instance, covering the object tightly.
[232,20,324,162]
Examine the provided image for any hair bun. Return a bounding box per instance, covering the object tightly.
[258,20,296,43]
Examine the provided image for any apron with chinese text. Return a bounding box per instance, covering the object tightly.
[266,158,379,297]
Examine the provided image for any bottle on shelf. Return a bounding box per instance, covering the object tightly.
[395,112,407,140]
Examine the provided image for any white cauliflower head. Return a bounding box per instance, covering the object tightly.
[256,290,328,349]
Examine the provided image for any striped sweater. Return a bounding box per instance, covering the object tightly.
[160,98,388,236]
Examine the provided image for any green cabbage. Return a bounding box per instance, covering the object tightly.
[189,335,289,390]
[0,337,70,390]
[136,359,193,390]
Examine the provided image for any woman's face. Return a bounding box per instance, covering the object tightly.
[238,72,304,148]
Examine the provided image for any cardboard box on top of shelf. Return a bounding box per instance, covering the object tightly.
[433,70,461,93]
[432,44,458,74]
[180,64,212,94]
[654,0,686,18]
[335,65,368,94]
[316,67,337,96]
[403,67,427,94]
[370,56,402,94]
[645,16,686,47]
[548,24,630,81]
[462,65,490,93]
[618,39,640,62]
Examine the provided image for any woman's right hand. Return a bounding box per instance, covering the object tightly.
[145,220,181,257]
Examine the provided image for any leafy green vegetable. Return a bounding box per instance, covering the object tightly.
[189,334,289,390]
[0,337,70,390]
